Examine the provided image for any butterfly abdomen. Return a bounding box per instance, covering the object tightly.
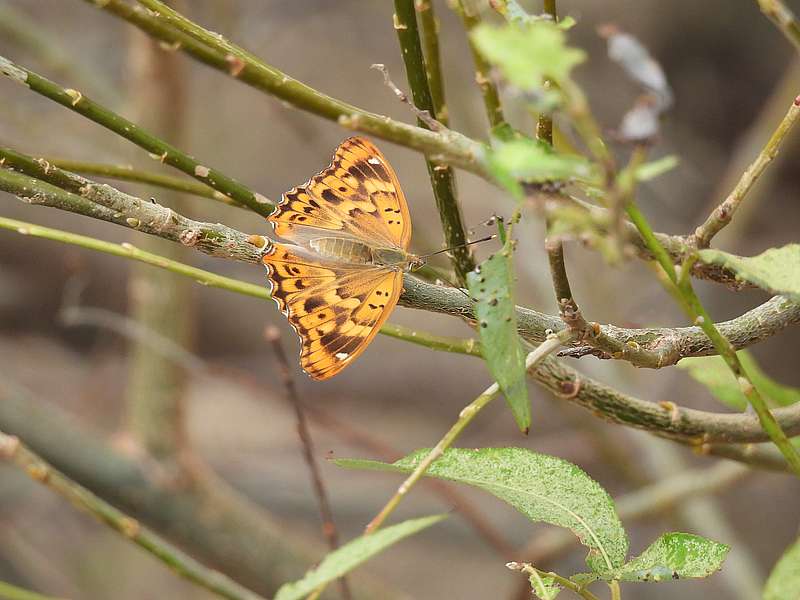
[309,237,372,264]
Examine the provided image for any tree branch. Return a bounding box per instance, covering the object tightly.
[0,430,267,600]
[0,53,271,214]
[393,0,476,285]
[0,383,405,599]
[47,158,233,204]
[694,95,800,248]
[3,174,800,447]
[82,0,488,177]
[452,0,507,129]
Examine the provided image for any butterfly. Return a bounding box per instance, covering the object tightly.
[262,137,423,380]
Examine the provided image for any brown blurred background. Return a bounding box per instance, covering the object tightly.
[1,1,799,599]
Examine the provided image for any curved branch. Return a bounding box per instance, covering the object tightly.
[0,430,267,600]
[0,54,270,214]
[0,383,405,600]
[82,0,488,176]
[3,169,800,446]
[530,356,800,443]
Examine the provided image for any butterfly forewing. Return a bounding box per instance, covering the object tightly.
[263,137,413,380]
[268,136,411,252]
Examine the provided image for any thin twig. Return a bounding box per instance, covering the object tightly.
[0,53,271,214]
[264,327,352,600]
[0,580,66,600]
[416,0,449,126]
[47,158,235,204]
[756,0,800,51]
[507,562,602,600]
[628,189,800,476]
[0,431,267,600]
[364,331,571,535]
[370,63,442,131]
[452,0,507,129]
[3,212,800,447]
[694,95,800,248]
[393,0,476,286]
[87,0,488,176]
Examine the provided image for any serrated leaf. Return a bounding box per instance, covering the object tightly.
[488,138,597,199]
[764,538,800,600]
[635,155,678,181]
[698,245,800,302]
[678,350,800,411]
[472,22,585,91]
[529,571,561,599]
[274,515,445,600]
[335,448,628,575]
[467,239,530,431]
[616,533,729,582]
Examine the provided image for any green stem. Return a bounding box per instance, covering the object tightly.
[627,198,800,476]
[0,53,270,214]
[514,563,602,600]
[537,0,557,143]
[365,383,500,534]
[0,431,266,600]
[0,581,65,600]
[453,0,507,129]
[3,214,800,453]
[0,157,260,263]
[0,216,268,298]
[0,216,490,360]
[46,158,234,204]
[393,0,476,286]
[86,0,487,176]
[694,96,800,247]
[756,0,800,51]
[417,0,448,127]
[609,579,622,600]
[364,333,567,535]
[380,323,481,356]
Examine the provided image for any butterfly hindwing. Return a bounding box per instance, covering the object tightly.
[263,242,403,380]
[268,137,411,251]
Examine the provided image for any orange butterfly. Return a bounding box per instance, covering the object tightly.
[263,137,423,380]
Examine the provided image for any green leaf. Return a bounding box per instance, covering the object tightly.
[764,538,800,600]
[472,22,585,91]
[467,239,530,431]
[635,155,678,181]
[698,245,800,302]
[616,533,729,582]
[488,138,596,199]
[335,448,628,575]
[678,350,800,411]
[528,571,561,599]
[274,515,446,600]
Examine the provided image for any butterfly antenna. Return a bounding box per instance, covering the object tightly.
[419,234,496,260]
[419,234,497,299]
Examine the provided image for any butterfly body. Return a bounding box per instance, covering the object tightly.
[262,137,417,380]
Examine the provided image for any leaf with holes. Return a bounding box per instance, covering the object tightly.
[679,350,800,411]
[698,245,800,302]
[764,538,800,600]
[335,447,628,575]
[472,21,585,92]
[273,515,446,600]
[467,238,530,431]
[488,137,597,200]
[615,533,729,583]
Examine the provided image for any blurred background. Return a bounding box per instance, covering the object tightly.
[1,1,799,599]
